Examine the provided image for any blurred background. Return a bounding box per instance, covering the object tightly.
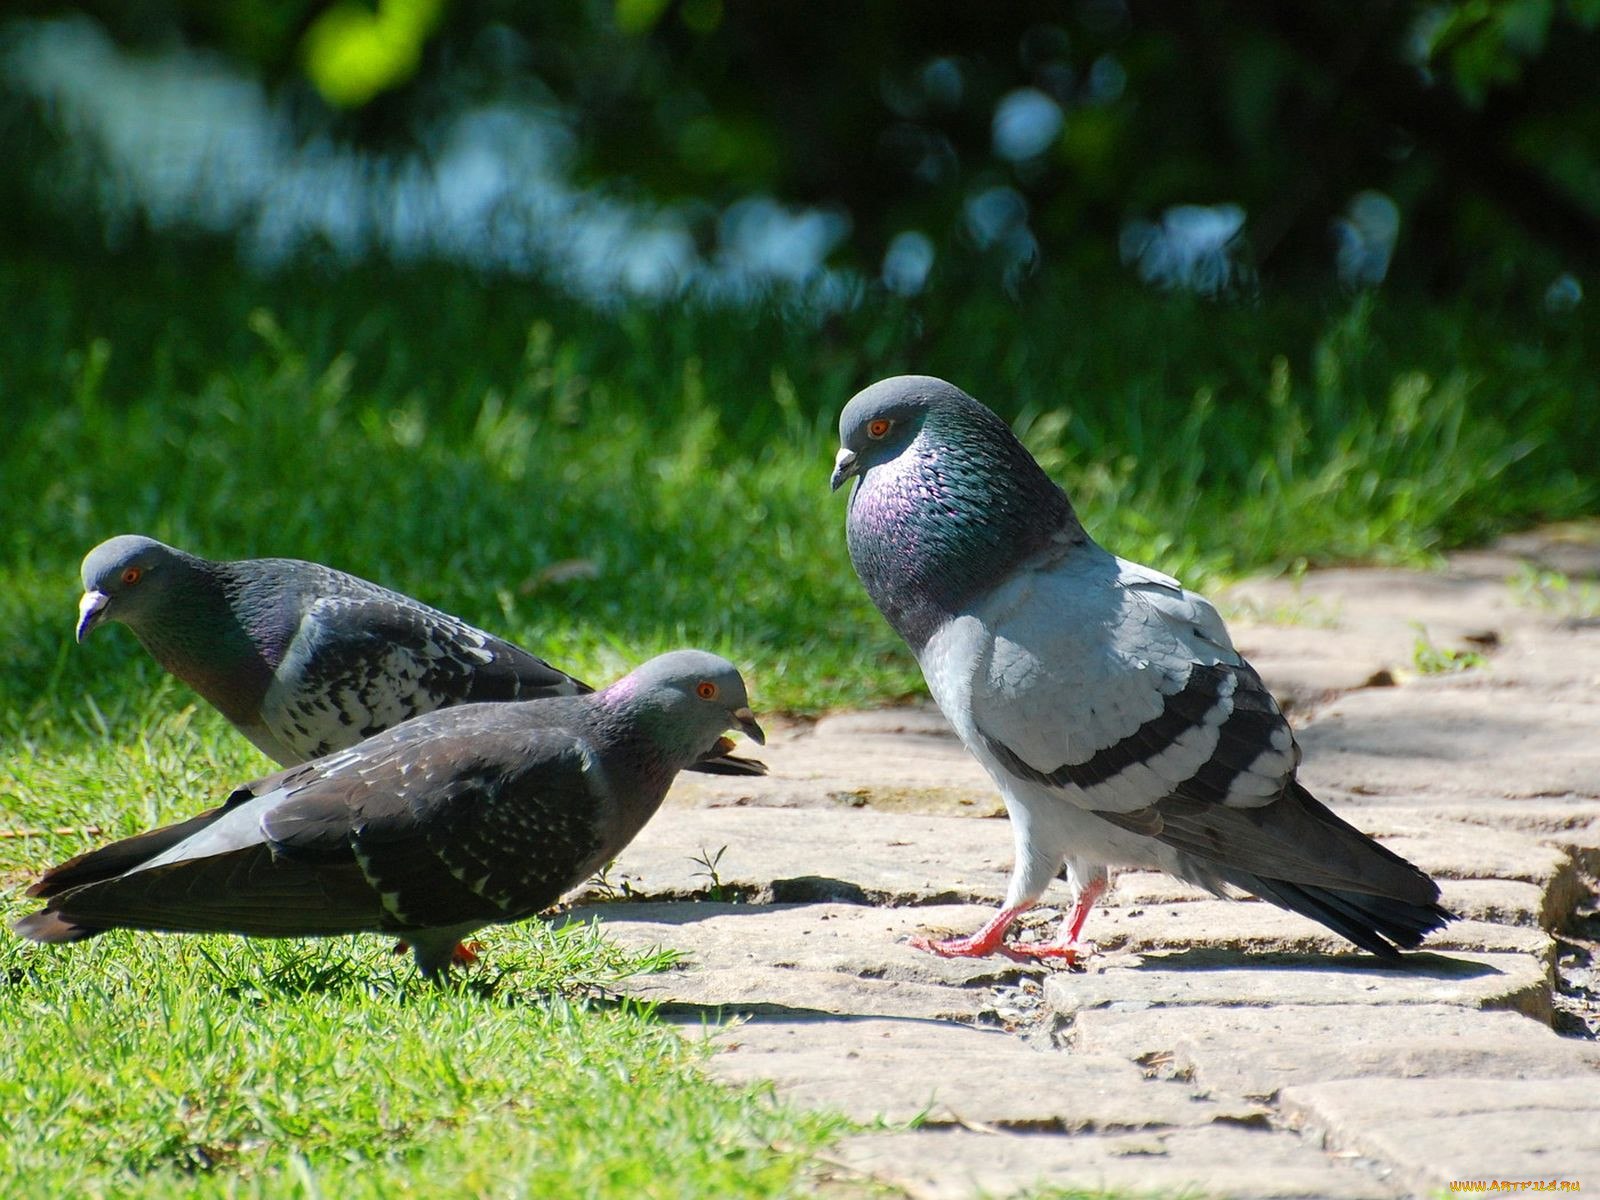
[1,0,1598,712]
[6,0,1599,299]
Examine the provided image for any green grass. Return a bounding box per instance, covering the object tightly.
[2,247,1595,720]
[0,695,857,1198]
[1,243,1596,1196]
[0,921,847,1197]
[1409,625,1489,675]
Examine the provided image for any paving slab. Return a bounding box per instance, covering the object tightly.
[1280,1076,1600,1197]
[1071,1004,1600,1101]
[1470,626,1600,690]
[701,1016,1267,1130]
[1043,949,1554,1022]
[577,531,1600,1200]
[1225,560,1528,658]
[1036,901,1549,959]
[1220,621,1409,712]
[668,708,999,816]
[1296,686,1600,802]
[570,805,1015,908]
[563,901,1039,1020]
[571,889,1560,1023]
[577,798,1587,917]
[1222,564,1518,704]
[1436,878,1546,927]
[830,1126,1408,1200]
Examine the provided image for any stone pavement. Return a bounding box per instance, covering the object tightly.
[560,528,1600,1200]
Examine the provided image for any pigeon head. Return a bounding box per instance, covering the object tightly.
[602,649,765,765]
[829,375,952,492]
[833,375,1082,649]
[77,535,197,643]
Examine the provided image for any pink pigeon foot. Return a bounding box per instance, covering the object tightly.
[997,877,1109,962]
[910,904,1033,958]
[911,879,1109,963]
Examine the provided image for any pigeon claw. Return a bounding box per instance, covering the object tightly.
[993,939,1096,965]
[909,932,1009,958]
[910,931,1094,964]
[909,900,1100,964]
[908,903,1034,958]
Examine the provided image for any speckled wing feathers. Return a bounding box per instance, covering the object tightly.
[261,590,586,762]
[263,717,608,930]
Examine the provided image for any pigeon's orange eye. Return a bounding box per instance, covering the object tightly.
[121,567,142,586]
[866,418,892,439]
[695,681,718,700]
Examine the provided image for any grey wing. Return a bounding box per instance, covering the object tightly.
[969,556,1441,906]
[969,553,1299,820]
[262,592,588,760]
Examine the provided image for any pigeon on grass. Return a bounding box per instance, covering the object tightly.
[832,375,1451,963]
[15,650,765,981]
[74,535,763,776]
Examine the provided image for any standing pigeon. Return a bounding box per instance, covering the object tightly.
[74,535,762,776]
[15,650,765,980]
[832,375,1450,962]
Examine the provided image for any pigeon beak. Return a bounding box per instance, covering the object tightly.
[76,590,110,643]
[830,447,860,492]
[732,706,766,746]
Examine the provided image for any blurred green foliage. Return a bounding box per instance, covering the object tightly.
[3,0,1597,288]
[301,0,442,107]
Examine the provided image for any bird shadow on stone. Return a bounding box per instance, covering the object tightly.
[1121,946,1501,978]
[565,885,874,928]
[633,1000,982,1030]
[562,899,751,928]
[762,876,874,904]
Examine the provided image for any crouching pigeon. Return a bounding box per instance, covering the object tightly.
[832,375,1451,962]
[14,650,765,980]
[74,535,763,776]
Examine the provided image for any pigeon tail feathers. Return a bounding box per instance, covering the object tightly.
[1223,872,1455,961]
[12,910,102,944]
[25,806,232,899]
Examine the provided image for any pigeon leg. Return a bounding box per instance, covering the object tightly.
[995,877,1108,963]
[910,903,1034,957]
[392,938,484,969]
